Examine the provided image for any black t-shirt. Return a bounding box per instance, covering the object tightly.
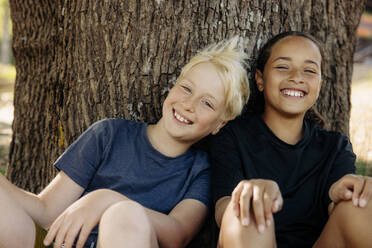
[209,114,356,248]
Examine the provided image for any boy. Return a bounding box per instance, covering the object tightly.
[0,37,249,248]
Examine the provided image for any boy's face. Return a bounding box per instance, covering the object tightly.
[161,62,227,144]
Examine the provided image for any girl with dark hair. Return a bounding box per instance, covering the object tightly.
[210,31,372,247]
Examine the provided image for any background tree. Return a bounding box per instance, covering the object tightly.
[7,0,365,247]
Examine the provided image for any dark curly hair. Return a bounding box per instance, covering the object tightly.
[246,31,327,128]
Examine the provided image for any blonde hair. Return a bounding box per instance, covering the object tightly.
[180,37,250,120]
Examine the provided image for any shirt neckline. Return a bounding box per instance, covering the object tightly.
[141,123,194,160]
[256,114,311,149]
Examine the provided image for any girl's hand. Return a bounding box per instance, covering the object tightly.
[43,198,101,248]
[231,179,283,233]
[329,174,372,208]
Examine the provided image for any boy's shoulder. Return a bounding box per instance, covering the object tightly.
[87,118,145,138]
[92,118,143,129]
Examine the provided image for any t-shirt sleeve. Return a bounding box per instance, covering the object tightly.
[183,160,211,208]
[54,119,112,188]
[209,125,245,205]
[324,134,356,206]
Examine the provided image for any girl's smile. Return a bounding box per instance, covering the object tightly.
[280,88,306,98]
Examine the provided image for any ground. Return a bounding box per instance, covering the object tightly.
[0,64,371,175]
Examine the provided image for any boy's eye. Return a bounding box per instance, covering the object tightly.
[202,99,214,110]
[181,85,192,93]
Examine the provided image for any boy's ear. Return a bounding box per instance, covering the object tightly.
[211,120,228,135]
[255,70,264,92]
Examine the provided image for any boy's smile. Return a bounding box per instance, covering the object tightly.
[173,109,192,125]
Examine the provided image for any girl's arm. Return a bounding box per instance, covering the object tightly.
[44,189,206,248]
[0,171,84,229]
[329,174,372,209]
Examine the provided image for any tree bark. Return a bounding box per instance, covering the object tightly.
[8,0,365,246]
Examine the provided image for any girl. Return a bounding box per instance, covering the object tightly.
[0,37,250,248]
[210,31,372,248]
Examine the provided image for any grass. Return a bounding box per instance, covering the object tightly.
[0,168,5,175]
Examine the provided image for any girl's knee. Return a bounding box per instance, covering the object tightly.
[219,203,275,248]
[331,200,372,227]
[329,200,372,246]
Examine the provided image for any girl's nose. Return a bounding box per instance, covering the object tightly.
[289,69,304,84]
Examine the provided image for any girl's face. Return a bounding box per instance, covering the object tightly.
[255,36,322,118]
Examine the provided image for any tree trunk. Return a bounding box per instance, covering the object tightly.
[8,0,365,247]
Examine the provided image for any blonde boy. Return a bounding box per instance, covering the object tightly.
[0,37,249,248]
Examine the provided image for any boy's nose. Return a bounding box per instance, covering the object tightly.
[181,97,195,112]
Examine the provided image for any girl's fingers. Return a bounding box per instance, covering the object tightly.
[252,185,265,233]
[330,182,352,203]
[231,182,244,217]
[239,183,252,226]
[359,178,372,207]
[351,176,365,207]
[272,194,283,213]
[262,191,273,227]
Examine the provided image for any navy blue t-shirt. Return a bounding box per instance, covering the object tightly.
[54,118,211,246]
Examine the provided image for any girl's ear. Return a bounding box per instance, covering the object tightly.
[255,70,264,92]
[211,120,228,135]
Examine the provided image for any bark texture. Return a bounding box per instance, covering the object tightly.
[8,0,365,247]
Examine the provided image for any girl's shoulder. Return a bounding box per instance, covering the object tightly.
[310,122,352,149]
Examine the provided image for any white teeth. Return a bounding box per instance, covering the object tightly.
[282,89,304,97]
[174,111,190,124]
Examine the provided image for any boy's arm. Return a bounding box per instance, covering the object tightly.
[45,189,207,248]
[0,171,84,229]
[148,198,208,248]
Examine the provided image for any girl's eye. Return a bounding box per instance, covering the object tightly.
[304,69,316,74]
[275,66,288,70]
